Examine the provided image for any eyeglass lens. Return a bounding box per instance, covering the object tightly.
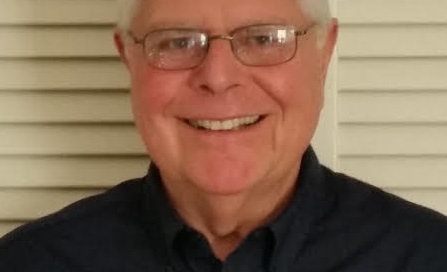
[141,25,300,70]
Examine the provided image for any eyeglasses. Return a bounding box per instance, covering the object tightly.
[127,24,314,70]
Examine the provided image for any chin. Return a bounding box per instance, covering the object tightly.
[187,159,266,196]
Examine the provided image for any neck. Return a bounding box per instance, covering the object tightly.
[161,166,299,260]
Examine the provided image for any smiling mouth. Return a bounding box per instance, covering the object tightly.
[186,115,263,131]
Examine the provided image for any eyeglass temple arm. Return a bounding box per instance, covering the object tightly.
[126,31,145,44]
[295,23,316,37]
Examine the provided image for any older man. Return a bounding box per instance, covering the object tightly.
[1,0,446,271]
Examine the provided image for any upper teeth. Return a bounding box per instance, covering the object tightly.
[188,116,260,131]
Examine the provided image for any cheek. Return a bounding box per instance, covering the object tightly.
[260,58,324,113]
[128,70,184,162]
[128,70,178,152]
[129,67,182,119]
[255,53,324,150]
[293,51,325,109]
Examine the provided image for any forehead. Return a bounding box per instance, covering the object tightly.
[130,0,308,31]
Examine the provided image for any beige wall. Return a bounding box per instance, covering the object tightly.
[0,0,446,236]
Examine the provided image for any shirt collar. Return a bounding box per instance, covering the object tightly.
[268,147,335,271]
[142,146,334,271]
[142,166,186,265]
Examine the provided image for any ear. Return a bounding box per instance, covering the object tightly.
[114,29,130,68]
[320,18,338,80]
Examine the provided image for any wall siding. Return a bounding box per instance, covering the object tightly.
[0,0,146,237]
[337,0,447,215]
[0,0,446,237]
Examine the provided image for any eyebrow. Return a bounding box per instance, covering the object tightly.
[142,17,302,34]
[237,18,292,26]
[143,21,202,32]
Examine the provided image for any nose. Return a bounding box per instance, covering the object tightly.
[188,38,246,95]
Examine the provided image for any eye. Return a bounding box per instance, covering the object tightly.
[157,36,196,51]
[237,27,292,49]
[250,34,278,46]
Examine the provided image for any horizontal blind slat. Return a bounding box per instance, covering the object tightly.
[339,58,447,91]
[0,91,133,123]
[0,222,23,238]
[339,25,447,57]
[0,189,103,220]
[0,26,116,58]
[339,156,447,188]
[0,124,145,155]
[0,0,117,25]
[338,91,447,123]
[0,59,127,91]
[338,0,447,24]
[338,125,447,155]
[387,189,447,215]
[0,156,149,188]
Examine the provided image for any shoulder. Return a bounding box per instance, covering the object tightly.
[0,178,147,269]
[323,167,447,228]
[1,177,146,242]
[320,167,447,268]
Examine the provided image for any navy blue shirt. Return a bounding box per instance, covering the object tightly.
[1,148,447,271]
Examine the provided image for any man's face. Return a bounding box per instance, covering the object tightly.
[117,0,337,195]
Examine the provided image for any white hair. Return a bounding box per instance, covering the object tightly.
[116,0,139,31]
[116,0,331,42]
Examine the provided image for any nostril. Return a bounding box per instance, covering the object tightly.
[198,84,213,94]
[197,82,241,96]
